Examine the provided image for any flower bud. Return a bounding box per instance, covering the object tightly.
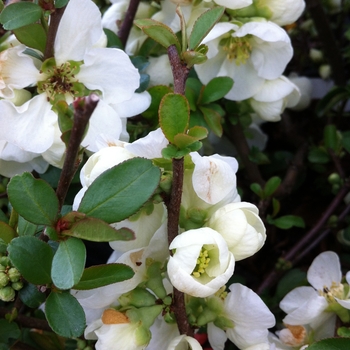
[319,64,331,80]
[0,256,10,267]
[309,48,323,62]
[11,281,24,291]
[8,267,21,283]
[0,286,15,302]
[118,287,156,308]
[328,173,341,185]
[0,272,9,288]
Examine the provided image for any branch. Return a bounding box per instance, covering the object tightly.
[56,94,99,210]
[118,0,141,48]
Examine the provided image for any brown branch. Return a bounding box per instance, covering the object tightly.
[305,0,346,86]
[226,122,265,187]
[56,94,99,210]
[118,0,141,48]
[44,6,66,60]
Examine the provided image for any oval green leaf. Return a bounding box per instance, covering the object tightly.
[264,176,282,198]
[199,105,223,137]
[19,283,46,308]
[13,23,47,52]
[272,215,305,230]
[63,217,135,242]
[200,77,234,105]
[51,237,86,290]
[0,221,16,243]
[307,338,350,350]
[0,2,42,30]
[8,236,53,285]
[73,263,135,290]
[159,93,190,143]
[45,291,86,338]
[7,172,59,226]
[78,158,160,223]
[189,6,225,50]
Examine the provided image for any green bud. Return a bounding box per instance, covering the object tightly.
[0,265,5,272]
[127,305,163,329]
[0,272,9,288]
[135,325,151,347]
[328,173,341,185]
[159,171,173,194]
[76,339,86,349]
[0,286,15,302]
[8,267,21,283]
[197,308,218,326]
[119,287,156,308]
[0,256,10,267]
[163,295,172,306]
[213,315,234,330]
[145,261,167,299]
[11,281,23,291]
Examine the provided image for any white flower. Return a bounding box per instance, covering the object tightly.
[280,251,350,331]
[207,202,266,261]
[208,283,275,349]
[145,55,173,87]
[195,21,293,101]
[167,335,203,350]
[167,227,235,297]
[0,0,147,166]
[212,0,252,9]
[288,75,312,111]
[249,76,301,122]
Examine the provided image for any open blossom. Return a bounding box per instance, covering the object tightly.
[0,0,150,169]
[195,21,293,101]
[167,335,203,350]
[280,251,350,335]
[167,227,235,298]
[207,202,266,261]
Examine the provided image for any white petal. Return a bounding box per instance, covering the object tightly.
[0,94,56,153]
[280,286,319,313]
[167,335,203,350]
[207,323,227,350]
[148,316,179,349]
[81,100,123,153]
[201,22,238,46]
[78,48,140,104]
[250,99,284,122]
[265,0,306,26]
[213,0,252,9]
[307,251,342,290]
[102,1,130,33]
[54,0,105,64]
[111,91,151,119]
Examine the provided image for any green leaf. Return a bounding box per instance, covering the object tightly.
[342,131,350,154]
[8,236,53,285]
[63,217,135,242]
[270,215,305,230]
[0,2,42,30]
[199,105,223,137]
[134,19,181,53]
[250,183,263,197]
[316,86,350,117]
[51,238,86,290]
[104,28,124,49]
[172,126,208,149]
[17,216,38,237]
[143,85,173,121]
[0,221,16,243]
[200,77,234,105]
[19,283,46,308]
[7,172,59,226]
[189,6,225,50]
[55,0,69,7]
[73,263,134,290]
[13,23,47,52]
[0,319,20,343]
[159,93,190,143]
[307,338,350,349]
[338,327,350,338]
[275,268,307,299]
[45,291,86,338]
[308,147,330,164]
[324,124,338,151]
[264,176,282,197]
[78,158,160,223]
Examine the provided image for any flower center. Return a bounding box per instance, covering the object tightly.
[220,35,252,65]
[192,247,211,278]
[37,58,86,104]
[320,281,344,302]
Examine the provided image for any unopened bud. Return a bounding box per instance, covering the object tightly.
[309,48,323,62]
[0,272,9,287]
[8,267,21,283]
[0,286,15,302]
[319,64,331,80]
[328,173,341,185]
[0,256,10,267]
[11,281,23,291]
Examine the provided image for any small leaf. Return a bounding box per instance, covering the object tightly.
[0,2,42,30]
[250,183,263,197]
[0,319,20,343]
[159,93,190,143]
[63,217,135,242]
[342,131,350,154]
[0,221,16,243]
[17,216,38,237]
[308,147,330,164]
[264,176,282,197]
[51,238,86,290]
[173,126,208,149]
[7,172,59,226]
[104,28,124,49]
[134,19,181,52]
[199,105,223,137]
[307,338,350,349]
[78,158,160,223]
[45,291,86,338]
[73,263,134,290]
[316,86,350,117]
[182,50,207,67]
[270,215,305,230]
[271,198,280,217]
[8,236,53,285]
[200,77,234,105]
[189,6,225,50]
[324,124,338,151]
[19,283,46,308]
[55,0,69,7]
[13,23,47,52]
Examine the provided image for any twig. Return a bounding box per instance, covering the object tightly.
[56,94,99,210]
[118,0,141,48]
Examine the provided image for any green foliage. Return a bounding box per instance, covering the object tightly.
[0,221,16,243]
[267,215,305,230]
[104,28,124,49]
[250,177,281,199]
[13,23,47,52]
[7,173,59,226]
[45,291,86,338]
[307,338,350,349]
[316,86,350,117]
[19,283,46,308]
[189,7,225,50]
[17,216,38,236]
[0,2,42,30]
[0,319,20,343]
[8,236,53,285]
[51,238,86,290]
[73,263,135,290]
[78,158,161,223]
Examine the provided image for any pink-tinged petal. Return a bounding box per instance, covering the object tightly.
[207,323,227,350]
[0,94,56,153]
[81,100,123,153]
[77,48,140,104]
[307,251,342,290]
[54,0,105,64]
